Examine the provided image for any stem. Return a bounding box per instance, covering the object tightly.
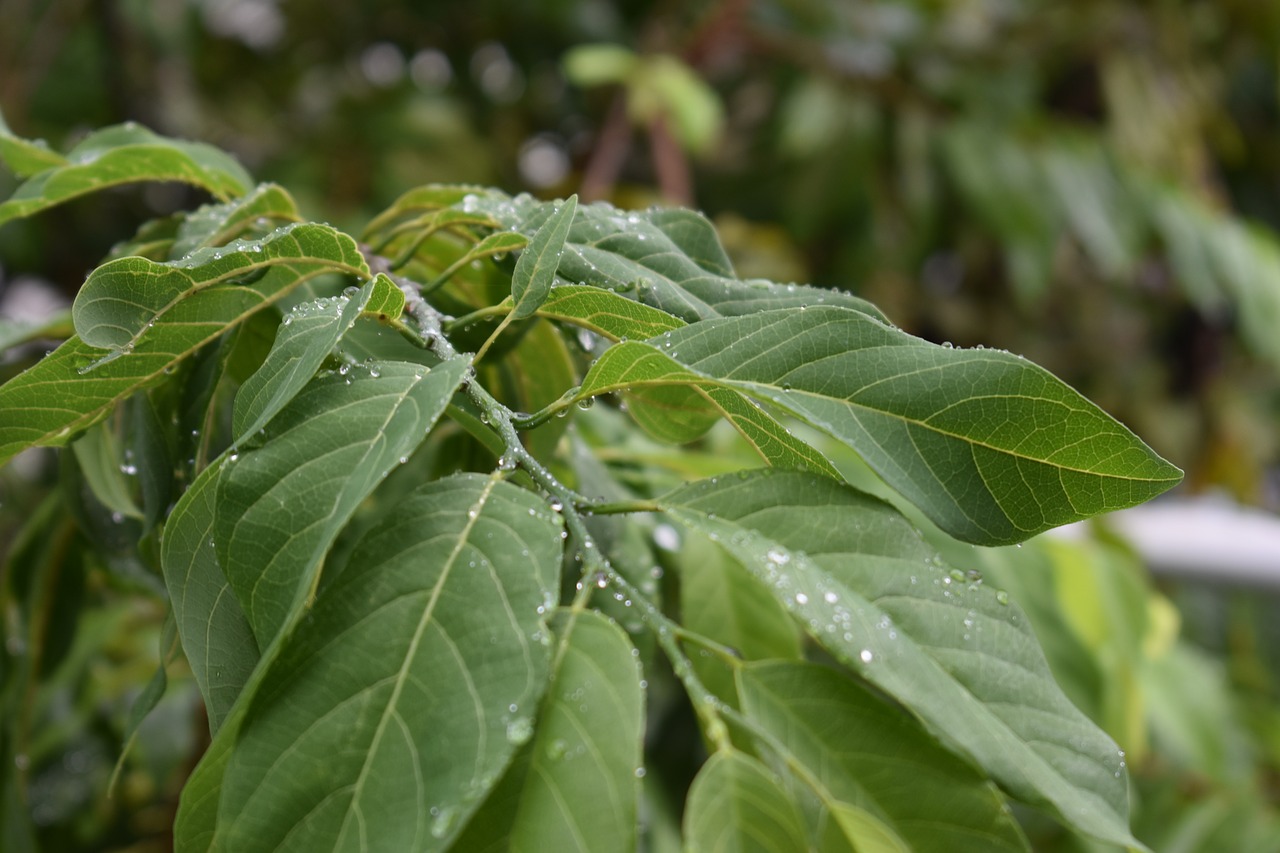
[583,498,661,515]
[443,303,510,333]
[472,312,514,363]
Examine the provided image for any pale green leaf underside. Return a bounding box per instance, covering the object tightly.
[216,358,469,647]
[511,194,577,319]
[0,121,251,227]
[659,469,1139,849]
[584,307,1181,544]
[535,284,684,341]
[73,222,368,351]
[216,474,563,853]
[739,661,1029,853]
[684,751,810,853]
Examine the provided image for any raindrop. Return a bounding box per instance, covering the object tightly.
[823,591,838,604]
[575,396,595,411]
[996,590,1010,606]
[505,717,534,745]
[766,547,790,566]
[430,806,459,839]
[794,592,809,605]
[859,649,873,663]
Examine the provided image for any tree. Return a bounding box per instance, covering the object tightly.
[0,115,1183,849]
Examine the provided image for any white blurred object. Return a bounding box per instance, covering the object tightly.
[1054,494,1280,587]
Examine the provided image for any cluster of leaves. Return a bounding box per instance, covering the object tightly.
[0,115,1187,851]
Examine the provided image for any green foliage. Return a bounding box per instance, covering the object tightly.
[0,116,1183,850]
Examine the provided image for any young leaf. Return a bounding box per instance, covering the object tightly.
[216,357,469,647]
[161,461,259,733]
[230,277,396,445]
[0,120,252,227]
[214,474,563,853]
[535,284,685,341]
[72,222,368,352]
[511,195,577,320]
[739,661,1030,852]
[581,307,1182,544]
[658,469,1140,849]
[683,751,811,852]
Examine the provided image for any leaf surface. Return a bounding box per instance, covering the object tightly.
[216,358,468,647]
[583,308,1181,543]
[0,120,251,226]
[659,469,1139,848]
[215,474,563,853]
[684,751,810,853]
[739,661,1029,853]
[511,195,577,319]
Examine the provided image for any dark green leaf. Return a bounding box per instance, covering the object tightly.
[512,195,577,320]
[659,469,1139,848]
[582,308,1182,544]
[216,357,468,647]
[215,474,563,852]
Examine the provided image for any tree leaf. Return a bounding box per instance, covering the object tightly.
[214,474,563,853]
[581,307,1182,544]
[0,120,252,227]
[72,221,368,352]
[0,226,367,467]
[683,750,810,853]
[216,357,469,647]
[160,460,259,734]
[512,195,577,320]
[230,276,399,445]
[468,192,887,322]
[502,610,644,852]
[739,660,1030,853]
[658,469,1140,849]
[0,109,67,177]
[535,285,684,341]
[171,183,301,259]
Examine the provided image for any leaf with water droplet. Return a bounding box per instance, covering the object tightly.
[511,194,577,320]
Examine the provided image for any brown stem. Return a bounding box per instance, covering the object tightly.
[579,92,632,203]
[649,113,693,206]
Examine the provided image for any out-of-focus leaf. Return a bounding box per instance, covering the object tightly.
[683,750,810,852]
[0,120,251,227]
[0,109,68,177]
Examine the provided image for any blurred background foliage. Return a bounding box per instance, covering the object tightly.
[3,0,1280,849]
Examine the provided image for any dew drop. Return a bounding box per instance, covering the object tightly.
[505,717,533,745]
[766,547,790,566]
[859,649,873,663]
[794,592,809,605]
[996,590,1010,606]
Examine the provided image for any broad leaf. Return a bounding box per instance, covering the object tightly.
[468,191,887,322]
[0,120,251,227]
[171,183,301,259]
[0,226,367,467]
[73,222,367,352]
[216,357,469,647]
[739,661,1030,852]
[230,276,403,444]
[511,194,577,319]
[535,284,684,341]
[684,751,810,853]
[582,307,1182,544]
[659,469,1140,848]
[461,609,645,852]
[214,474,563,853]
[160,461,259,733]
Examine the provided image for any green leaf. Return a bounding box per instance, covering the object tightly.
[70,419,143,520]
[535,284,685,341]
[216,357,468,647]
[171,183,301,259]
[658,469,1140,849]
[0,226,367,468]
[160,460,259,733]
[0,120,251,227]
[582,307,1182,544]
[739,661,1029,853]
[497,610,644,851]
[512,195,577,320]
[72,221,368,353]
[0,110,67,177]
[214,474,563,853]
[230,277,397,444]
[683,750,810,853]
[469,193,887,323]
